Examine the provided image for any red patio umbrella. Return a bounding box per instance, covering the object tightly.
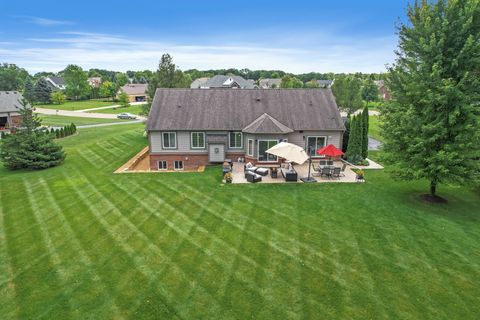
[316,144,344,158]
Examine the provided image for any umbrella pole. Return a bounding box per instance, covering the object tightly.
[301,157,317,183]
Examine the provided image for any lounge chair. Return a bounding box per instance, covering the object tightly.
[246,172,262,183]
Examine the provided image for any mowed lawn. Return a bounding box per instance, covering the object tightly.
[369,115,383,142]
[87,104,143,115]
[38,114,131,127]
[36,100,114,111]
[1,124,479,319]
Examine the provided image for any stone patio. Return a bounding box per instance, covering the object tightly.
[231,161,360,184]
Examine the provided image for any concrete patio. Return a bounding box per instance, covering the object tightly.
[231,161,360,184]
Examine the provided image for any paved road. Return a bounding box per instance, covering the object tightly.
[368,137,383,150]
[35,107,147,120]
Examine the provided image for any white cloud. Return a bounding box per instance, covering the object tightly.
[0,31,396,73]
[18,16,74,26]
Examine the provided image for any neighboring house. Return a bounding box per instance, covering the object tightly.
[259,78,282,89]
[119,83,148,102]
[190,77,210,88]
[0,91,29,130]
[317,79,334,88]
[201,75,255,89]
[374,80,391,100]
[88,77,102,88]
[147,89,345,170]
[45,76,66,90]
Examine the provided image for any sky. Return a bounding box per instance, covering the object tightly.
[0,0,411,74]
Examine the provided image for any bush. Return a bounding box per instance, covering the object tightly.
[224,172,233,183]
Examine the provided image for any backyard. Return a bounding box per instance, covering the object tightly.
[0,124,479,319]
[36,100,114,111]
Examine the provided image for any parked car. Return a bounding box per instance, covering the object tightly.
[117,113,137,119]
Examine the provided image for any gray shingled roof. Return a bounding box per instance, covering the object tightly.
[148,89,345,132]
[120,83,147,95]
[259,78,282,88]
[48,76,66,86]
[190,77,210,88]
[243,113,293,134]
[203,75,255,89]
[0,91,28,113]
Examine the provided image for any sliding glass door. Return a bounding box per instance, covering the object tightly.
[306,136,326,157]
[258,140,278,162]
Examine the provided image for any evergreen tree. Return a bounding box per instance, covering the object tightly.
[34,78,52,103]
[383,0,480,198]
[361,106,369,159]
[342,115,350,153]
[23,78,35,102]
[345,115,363,164]
[0,99,65,170]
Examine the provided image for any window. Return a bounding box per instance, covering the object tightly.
[174,160,184,170]
[162,132,176,149]
[157,160,167,170]
[258,140,278,162]
[191,132,205,149]
[229,132,243,148]
[247,139,254,156]
[306,136,326,157]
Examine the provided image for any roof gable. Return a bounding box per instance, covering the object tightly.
[147,89,345,132]
[243,113,293,134]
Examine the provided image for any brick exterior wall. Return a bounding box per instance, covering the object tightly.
[10,115,22,127]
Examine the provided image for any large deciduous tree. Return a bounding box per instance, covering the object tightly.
[99,81,118,101]
[362,78,379,107]
[64,64,90,100]
[332,76,364,115]
[0,63,29,91]
[0,99,65,170]
[382,0,480,199]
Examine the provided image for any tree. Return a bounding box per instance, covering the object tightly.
[382,0,480,199]
[23,77,35,102]
[64,64,90,100]
[34,78,52,103]
[118,92,130,108]
[99,81,118,101]
[0,99,65,170]
[50,91,66,105]
[304,79,320,88]
[332,76,364,115]
[361,106,369,159]
[342,115,350,153]
[345,115,363,164]
[115,72,129,86]
[361,78,379,107]
[280,75,303,88]
[0,63,29,91]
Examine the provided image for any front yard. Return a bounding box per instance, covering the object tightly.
[36,100,114,111]
[87,104,143,115]
[38,114,132,126]
[0,124,479,319]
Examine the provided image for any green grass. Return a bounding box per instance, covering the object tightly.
[369,115,383,142]
[38,115,130,127]
[36,100,114,111]
[88,104,143,115]
[1,124,479,319]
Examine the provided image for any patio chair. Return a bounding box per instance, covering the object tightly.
[321,167,332,178]
[327,160,334,166]
[332,167,341,179]
[312,163,321,176]
[319,160,327,166]
[340,163,347,177]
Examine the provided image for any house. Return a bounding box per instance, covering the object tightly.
[45,76,66,90]
[317,79,334,88]
[0,91,29,130]
[374,80,391,100]
[259,78,282,89]
[147,89,345,170]
[119,83,148,102]
[201,75,255,89]
[88,77,102,88]
[190,77,210,88]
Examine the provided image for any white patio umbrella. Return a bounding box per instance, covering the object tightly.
[266,142,316,183]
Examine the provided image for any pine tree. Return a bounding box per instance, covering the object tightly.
[361,106,369,159]
[0,99,65,170]
[383,0,480,198]
[342,115,350,153]
[34,78,52,103]
[23,78,35,102]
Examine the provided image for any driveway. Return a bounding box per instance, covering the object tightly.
[368,137,383,150]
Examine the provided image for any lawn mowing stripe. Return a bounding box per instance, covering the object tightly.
[139,179,339,314]
[67,171,217,319]
[91,176,255,319]
[37,178,125,319]
[77,148,107,168]
[22,178,77,316]
[62,174,180,319]
[0,186,18,319]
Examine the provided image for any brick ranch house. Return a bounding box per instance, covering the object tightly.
[147,89,345,171]
[0,91,26,130]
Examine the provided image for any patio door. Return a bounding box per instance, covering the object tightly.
[306,136,326,157]
[258,140,278,162]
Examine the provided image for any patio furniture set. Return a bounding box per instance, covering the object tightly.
[243,162,296,183]
[312,160,346,179]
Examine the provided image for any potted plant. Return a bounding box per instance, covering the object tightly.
[355,169,365,181]
[224,172,233,183]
